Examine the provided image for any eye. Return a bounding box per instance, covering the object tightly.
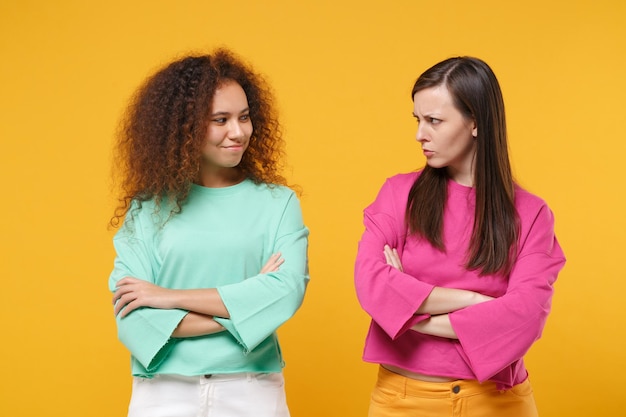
[239,114,250,122]
[212,117,227,124]
[428,117,441,125]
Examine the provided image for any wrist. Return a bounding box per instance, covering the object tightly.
[470,291,493,305]
[166,288,184,309]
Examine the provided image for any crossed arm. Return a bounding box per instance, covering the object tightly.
[383,245,493,339]
[112,253,285,338]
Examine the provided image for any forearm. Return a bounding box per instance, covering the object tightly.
[411,314,458,339]
[113,277,230,318]
[380,246,493,316]
[173,252,289,319]
[171,288,230,318]
[417,287,493,315]
[171,312,226,338]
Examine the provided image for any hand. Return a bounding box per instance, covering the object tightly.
[383,245,403,272]
[260,252,284,274]
[113,277,174,317]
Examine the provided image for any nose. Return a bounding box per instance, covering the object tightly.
[227,120,244,140]
[416,123,428,143]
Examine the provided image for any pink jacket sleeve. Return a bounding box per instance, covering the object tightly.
[449,203,566,382]
[354,178,434,339]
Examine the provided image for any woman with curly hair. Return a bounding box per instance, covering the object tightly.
[109,49,309,417]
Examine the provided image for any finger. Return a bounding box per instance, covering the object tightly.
[391,256,402,271]
[114,292,137,316]
[389,255,401,270]
[267,252,281,263]
[261,262,281,273]
[114,294,128,316]
[270,258,285,271]
[112,284,133,304]
[383,245,395,266]
[392,248,404,272]
[112,290,123,305]
[260,253,284,273]
[384,246,402,270]
[261,254,279,268]
[113,299,125,316]
[118,299,140,318]
[383,248,392,265]
[117,302,129,318]
[266,259,284,273]
[119,302,133,318]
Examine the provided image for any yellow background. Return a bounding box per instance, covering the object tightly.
[1,1,624,416]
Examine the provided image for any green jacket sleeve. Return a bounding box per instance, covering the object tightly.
[214,193,309,353]
[108,210,187,371]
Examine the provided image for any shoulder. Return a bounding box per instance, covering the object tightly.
[365,171,421,214]
[245,182,301,211]
[249,182,297,200]
[514,185,558,238]
[115,198,164,240]
[514,185,552,219]
[386,171,421,188]
[248,183,305,226]
[513,185,564,259]
[378,171,421,196]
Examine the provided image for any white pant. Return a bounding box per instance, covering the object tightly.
[127,373,290,417]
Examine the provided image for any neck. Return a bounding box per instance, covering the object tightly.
[447,167,474,187]
[198,167,245,188]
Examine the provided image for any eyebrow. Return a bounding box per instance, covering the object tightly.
[211,108,250,117]
[413,111,442,118]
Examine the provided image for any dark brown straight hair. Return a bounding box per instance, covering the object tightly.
[406,57,518,276]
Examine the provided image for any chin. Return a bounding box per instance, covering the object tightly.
[225,158,244,167]
[426,161,445,169]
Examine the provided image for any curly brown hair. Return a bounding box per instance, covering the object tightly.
[110,49,287,227]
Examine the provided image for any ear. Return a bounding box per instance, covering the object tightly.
[471,120,478,138]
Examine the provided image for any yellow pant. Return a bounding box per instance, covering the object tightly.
[368,366,538,417]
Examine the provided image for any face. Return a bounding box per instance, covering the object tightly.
[413,85,477,185]
[200,80,253,183]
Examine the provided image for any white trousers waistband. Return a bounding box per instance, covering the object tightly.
[127,372,290,417]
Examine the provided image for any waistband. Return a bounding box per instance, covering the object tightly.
[137,372,281,383]
[376,366,505,399]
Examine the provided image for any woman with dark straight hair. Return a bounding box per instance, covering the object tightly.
[355,57,565,416]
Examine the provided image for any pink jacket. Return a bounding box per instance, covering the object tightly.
[354,172,566,389]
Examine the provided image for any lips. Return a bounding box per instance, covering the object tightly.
[223,145,244,150]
